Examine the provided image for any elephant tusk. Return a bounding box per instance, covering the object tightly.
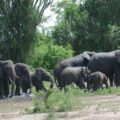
[8,76,15,98]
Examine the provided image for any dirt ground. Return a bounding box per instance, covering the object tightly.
[1,94,120,120]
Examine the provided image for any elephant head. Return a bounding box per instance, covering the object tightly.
[35,67,54,89]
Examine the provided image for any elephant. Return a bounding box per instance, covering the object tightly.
[61,66,90,89]
[0,60,17,99]
[15,63,31,95]
[31,67,54,92]
[88,50,120,86]
[88,71,109,91]
[54,51,95,87]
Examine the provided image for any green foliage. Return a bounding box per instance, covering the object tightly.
[0,0,53,62]
[45,89,72,112]
[26,88,72,114]
[26,86,120,115]
[25,87,47,113]
[27,33,73,71]
[51,0,120,54]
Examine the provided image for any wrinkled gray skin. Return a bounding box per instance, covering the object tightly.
[0,60,17,99]
[88,71,109,91]
[61,67,90,89]
[54,51,95,88]
[88,50,120,87]
[31,67,54,92]
[15,63,31,95]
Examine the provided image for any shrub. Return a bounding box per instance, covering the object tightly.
[27,33,73,71]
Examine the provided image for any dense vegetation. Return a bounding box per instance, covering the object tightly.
[25,86,120,114]
[0,0,53,62]
[52,0,120,55]
[0,0,120,69]
[0,1,120,118]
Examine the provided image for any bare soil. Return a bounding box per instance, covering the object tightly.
[1,94,120,120]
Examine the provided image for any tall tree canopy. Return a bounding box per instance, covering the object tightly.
[0,0,53,62]
[51,0,120,54]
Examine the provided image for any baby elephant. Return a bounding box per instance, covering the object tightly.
[61,67,90,89]
[31,67,54,92]
[88,71,109,91]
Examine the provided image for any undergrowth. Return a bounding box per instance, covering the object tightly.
[25,85,120,115]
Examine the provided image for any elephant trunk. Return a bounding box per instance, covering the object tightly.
[49,77,54,89]
[25,71,32,92]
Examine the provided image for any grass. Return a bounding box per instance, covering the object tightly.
[25,85,120,119]
[0,83,120,119]
[24,83,120,120]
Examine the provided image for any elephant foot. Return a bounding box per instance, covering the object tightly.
[0,96,5,100]
[15,92,21,96]
[9,94,14,98]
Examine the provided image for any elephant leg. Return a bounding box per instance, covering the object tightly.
[77,80,86,89]
[109,75,114,87]
[80,78,86,89]
[87,81,92,91]
[35,81,47,92]
[93,84,97,91]
[104,80,109,89]
[61,79,65,90]
[15,78,21,95]
[3,79,9,98]
[0,79,4,99]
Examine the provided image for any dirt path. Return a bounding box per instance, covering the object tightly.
[1,94,120,120]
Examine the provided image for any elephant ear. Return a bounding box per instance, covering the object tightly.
[115,50,120,63]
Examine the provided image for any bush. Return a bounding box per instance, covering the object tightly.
[26,88,72,114]
[27,33,73,71]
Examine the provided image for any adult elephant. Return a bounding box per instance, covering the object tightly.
[61,67,90,89]
[54,51,95,87]
[88,50,120,86]
[15,63,31,95]
[0,60,17,99]
[31,67,54,92]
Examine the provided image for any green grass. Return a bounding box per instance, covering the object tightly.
[25,85,120,115]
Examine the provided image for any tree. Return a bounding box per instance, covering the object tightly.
[51,0,120,54]
[0,0,53,62]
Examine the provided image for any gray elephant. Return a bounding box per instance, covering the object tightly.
[54,51,95,88]
[31,67,54,92]
[15,63,31,95]
[88,71,109,91]
[0,60,17,99]
[88,50,120,86]
[61,67,90,89]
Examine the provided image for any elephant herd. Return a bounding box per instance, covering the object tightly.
[1,49,120,99]
[0,61,54,99]
[54,50,120,90]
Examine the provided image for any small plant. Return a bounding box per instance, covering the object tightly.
[25,87,47,113]
[25,85,120,115]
